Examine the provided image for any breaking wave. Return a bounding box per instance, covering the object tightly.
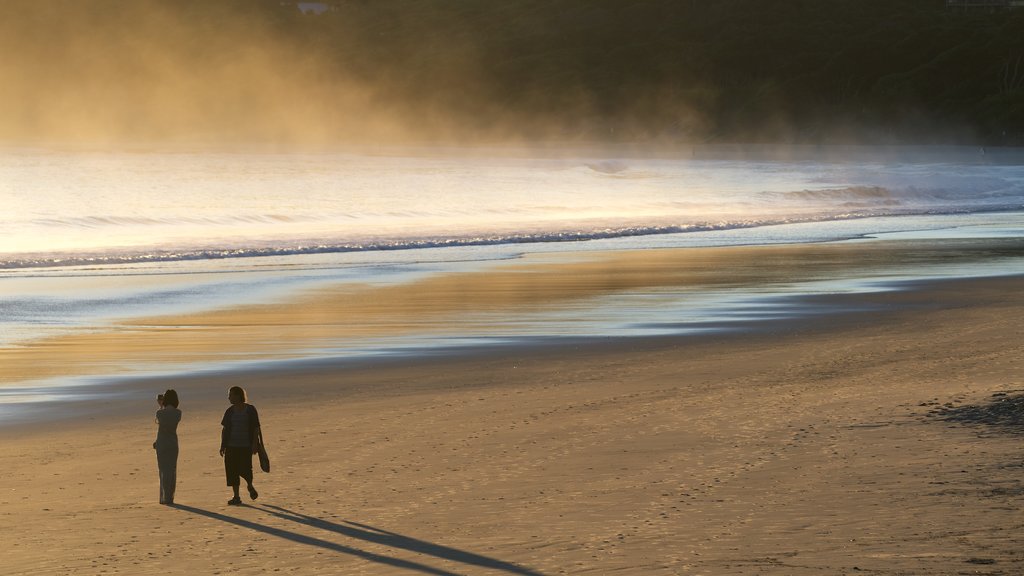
[4,207,1021,270]
[774,186,899,204]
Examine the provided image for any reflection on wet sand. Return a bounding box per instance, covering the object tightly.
[1,238,1022,388]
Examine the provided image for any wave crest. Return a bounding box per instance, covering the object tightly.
[773,186,900,205]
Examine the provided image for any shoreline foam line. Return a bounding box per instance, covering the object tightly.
[4,207,1024,270]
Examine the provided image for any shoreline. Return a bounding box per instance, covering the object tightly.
[3,271,1021,434]
[2,230,1023,430]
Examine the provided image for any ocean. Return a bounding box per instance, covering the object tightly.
[1,145,1023,414]
[4,145,1023,269]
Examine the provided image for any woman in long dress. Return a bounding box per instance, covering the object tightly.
[154,389,181,505]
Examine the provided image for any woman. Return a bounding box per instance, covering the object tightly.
[153,389,181,506]
[220,386,261,505]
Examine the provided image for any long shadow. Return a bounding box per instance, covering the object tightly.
[258,504,546,576]
[172,504,462,575]
[930,392,1024,434]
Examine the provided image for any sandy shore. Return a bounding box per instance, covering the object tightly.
[2,261,1023,573]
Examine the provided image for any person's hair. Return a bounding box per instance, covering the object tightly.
[228,386,247,403]
[162,389,179,408]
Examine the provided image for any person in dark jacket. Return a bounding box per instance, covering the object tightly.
[154,389,181,505]
[219,386,261,505]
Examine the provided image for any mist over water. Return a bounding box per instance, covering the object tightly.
[2,147,1022,268]
[4,1,1021,147]
[0,0,567,146]
[0,1,379,145]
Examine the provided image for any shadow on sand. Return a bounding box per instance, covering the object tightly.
[173,503,545,576]
[929,391,1024,434]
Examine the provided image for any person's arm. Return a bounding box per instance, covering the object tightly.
[219,409,230,457]
[249,405,262,455]
[251,425,262,455]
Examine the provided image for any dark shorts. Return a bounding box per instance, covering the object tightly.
[224,446,253,487]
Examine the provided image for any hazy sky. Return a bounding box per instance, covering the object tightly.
[0,1,420,146]
[2,1,1015,147]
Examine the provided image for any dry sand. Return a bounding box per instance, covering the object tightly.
[1,258,1022,574]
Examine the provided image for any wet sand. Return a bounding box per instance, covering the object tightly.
[2,237,1020,388]
[1,251,1023,574]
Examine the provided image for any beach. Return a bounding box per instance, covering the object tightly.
[3,1,1024,572]
[2,243,1022,575]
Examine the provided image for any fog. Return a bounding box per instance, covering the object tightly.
[0,1,722,148]
[0,1,429,146]
[1,1,1013,148]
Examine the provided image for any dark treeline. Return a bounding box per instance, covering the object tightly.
[2,0,1023,145]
